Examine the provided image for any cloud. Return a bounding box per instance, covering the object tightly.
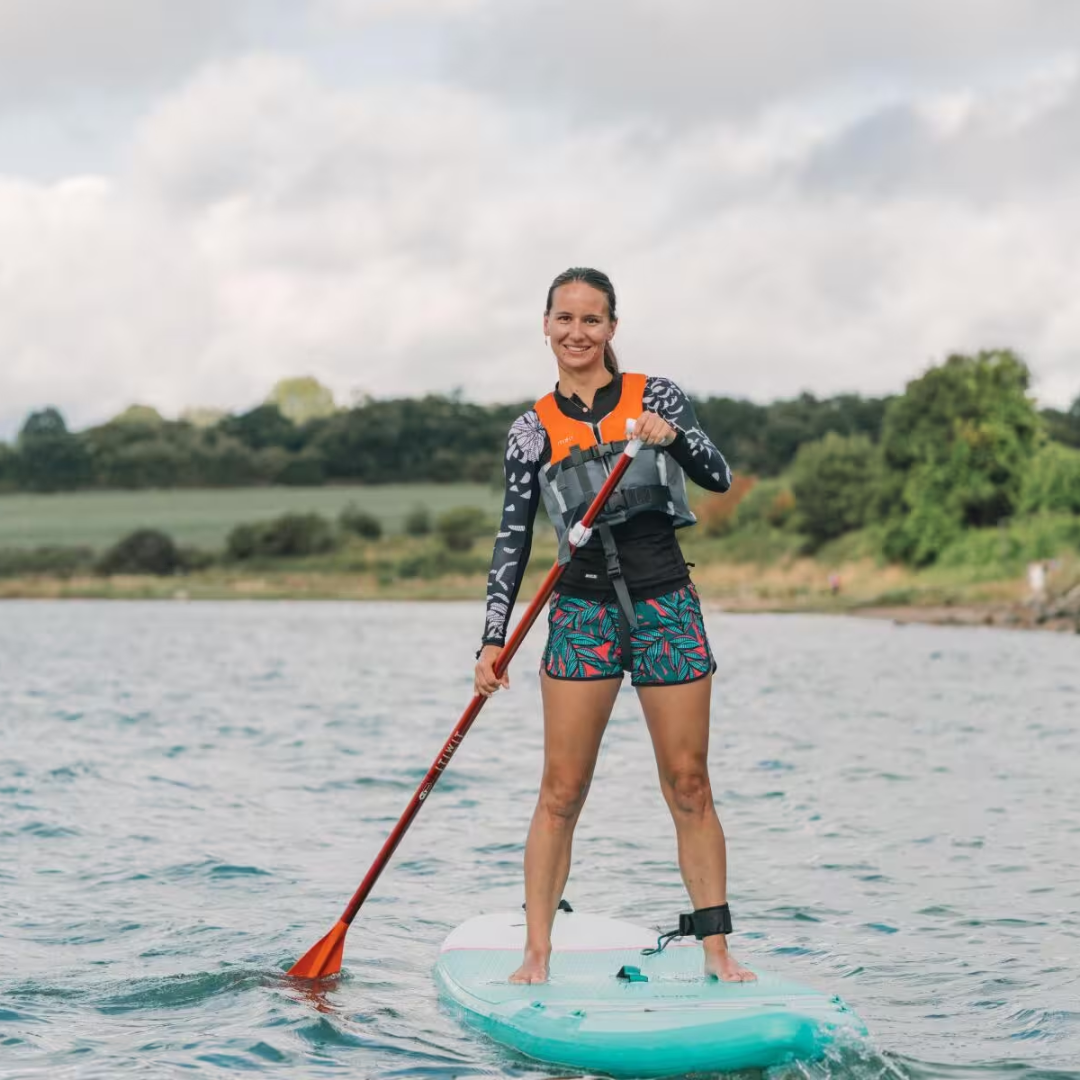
[1,49,1079,440]
[0,174,223,436]
[313,0,485,25]
[442,0,1080,122]
[801,58,1080,201]
[0,0,240,107]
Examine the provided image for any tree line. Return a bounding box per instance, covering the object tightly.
[699,350,1080,566]
[0,396,527,493]
[5,366,1076,497]
[3,353,1079,570]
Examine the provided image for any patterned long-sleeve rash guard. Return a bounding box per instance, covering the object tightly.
[481,375,732,647]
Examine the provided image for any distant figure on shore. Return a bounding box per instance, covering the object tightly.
[1027,560,1048,603]
[828,572,841,596]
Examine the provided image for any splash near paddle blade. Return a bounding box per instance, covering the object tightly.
[287,919,348,979]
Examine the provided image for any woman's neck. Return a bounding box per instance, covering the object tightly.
[557,363,612,410]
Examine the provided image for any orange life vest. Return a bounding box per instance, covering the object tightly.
[534,372,647,466]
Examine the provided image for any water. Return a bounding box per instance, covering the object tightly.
[1,601,1078,1080]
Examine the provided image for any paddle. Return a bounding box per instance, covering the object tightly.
[287,424,644,979]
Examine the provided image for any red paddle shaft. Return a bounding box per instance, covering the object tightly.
[287,437,642,978]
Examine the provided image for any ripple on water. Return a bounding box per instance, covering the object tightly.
[157,858,274,881]
[19,821,81,838]
[95,969,271,1014]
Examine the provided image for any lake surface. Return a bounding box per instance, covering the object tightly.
[1,601,1077,1079]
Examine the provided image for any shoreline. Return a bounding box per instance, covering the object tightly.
[842,603,1079,634]
[1,566,1076,634]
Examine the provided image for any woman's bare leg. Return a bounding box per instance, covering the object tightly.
[637,675,756,982]
[510,671,621,983]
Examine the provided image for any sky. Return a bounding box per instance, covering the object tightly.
[1,0,1079,438]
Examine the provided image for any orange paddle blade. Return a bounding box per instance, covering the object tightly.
[287,918,348,979]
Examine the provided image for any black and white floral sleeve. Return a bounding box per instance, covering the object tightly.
[643,376,732,493]
[481,410,546,647]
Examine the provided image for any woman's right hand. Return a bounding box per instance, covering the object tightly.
[475,644,510,697]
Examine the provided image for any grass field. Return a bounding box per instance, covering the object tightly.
[0,484,504,551]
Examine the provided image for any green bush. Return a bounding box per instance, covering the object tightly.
[178,545,216,571]
[878,350,1040,565]
[463,451,499,484]
[98,529,182,576]
[226,513,338,560]
[0,546,94,578]
[92,438,191,489]
[435,506,489,552]
[226,523,261,561]
[682,521,804,564]
[1042,395,1080,449]
[1020,443,1080,515]
[17,407,93,492]
[873,588,918,606]
[936,513,1080,569]
[0,443,17,492]
[395,547,489,579]
[191,435,262,486]
[263,512,336,556]
[790,432,880,546]
[339,503,383,540]
[881,498,963,567]
[404,504,432,536]
[814,525,885,565]
[274,451,327,486]
[733,478,796,530]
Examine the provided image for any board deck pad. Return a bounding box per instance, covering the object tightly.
[435,911,866,1077]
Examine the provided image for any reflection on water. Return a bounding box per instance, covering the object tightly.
[0,601,1077,1078]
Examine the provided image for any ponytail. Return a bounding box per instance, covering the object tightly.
[603,342,620,376]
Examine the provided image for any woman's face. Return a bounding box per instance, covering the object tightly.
[543,281,616,375]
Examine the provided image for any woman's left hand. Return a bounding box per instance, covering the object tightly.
[632,411,678,448]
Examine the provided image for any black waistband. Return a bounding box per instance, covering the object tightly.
[554,571,692,604]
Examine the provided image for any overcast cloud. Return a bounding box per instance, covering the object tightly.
[443,0,1080,121]
[1,1,1078,438]
[0,0,244,107]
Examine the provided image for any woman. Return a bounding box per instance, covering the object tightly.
[474,267,755,985]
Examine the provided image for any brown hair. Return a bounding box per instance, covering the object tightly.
[545,267,620,376]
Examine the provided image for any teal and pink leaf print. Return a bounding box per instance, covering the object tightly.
[543,597,620,678]
[542,585,714,686]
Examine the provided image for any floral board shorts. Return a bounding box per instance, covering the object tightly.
[542,584,716,687]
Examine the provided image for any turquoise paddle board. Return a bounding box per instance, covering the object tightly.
[435,910,867,1077]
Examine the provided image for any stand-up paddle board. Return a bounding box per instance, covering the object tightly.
[435,910,867,1077]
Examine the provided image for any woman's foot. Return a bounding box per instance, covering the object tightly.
[703,938,757,982]
[509,946,551,984]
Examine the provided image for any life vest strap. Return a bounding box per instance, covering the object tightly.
[601,484,670,516]
[554,484,670,525]
[598,523,636,672]
[548,439,630,475]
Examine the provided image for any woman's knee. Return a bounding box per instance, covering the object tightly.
[538,771,591,824]
[662,764,714,818]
